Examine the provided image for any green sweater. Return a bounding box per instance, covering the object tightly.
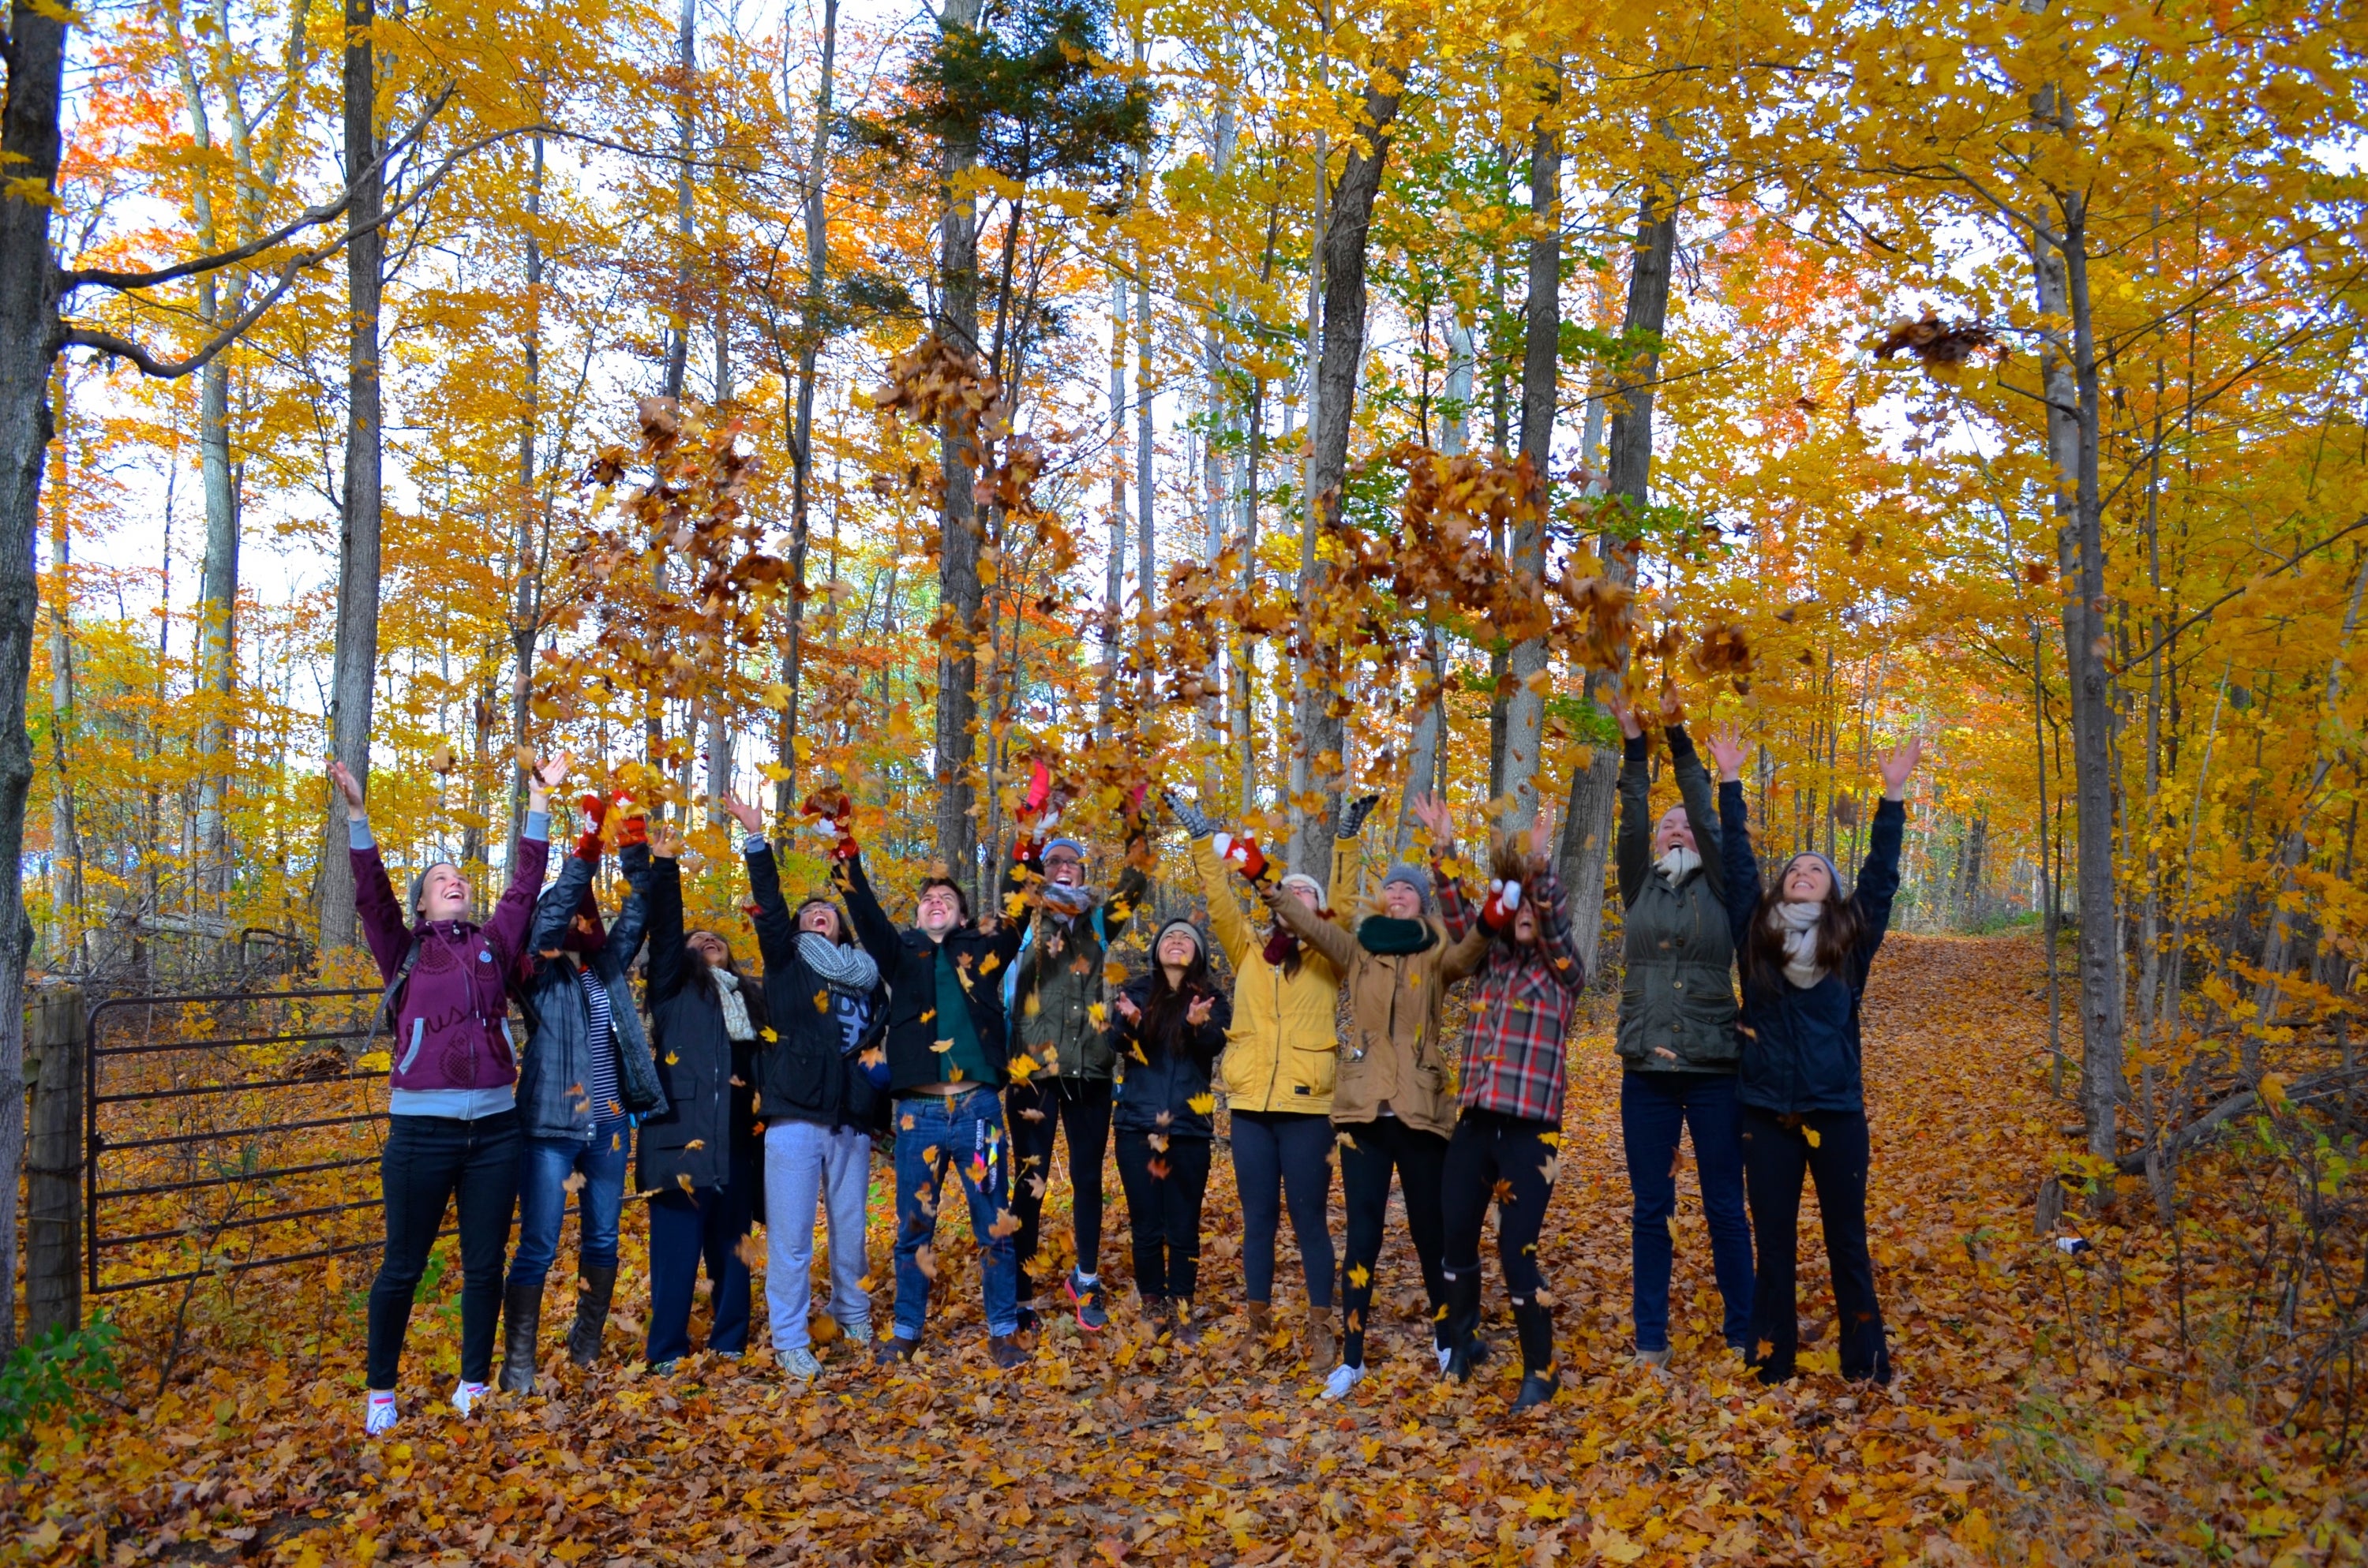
[1614,724,1740,1072]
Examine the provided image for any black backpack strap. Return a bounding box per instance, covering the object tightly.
[369,934,425,1046]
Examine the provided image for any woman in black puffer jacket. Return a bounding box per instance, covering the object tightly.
[1111,919,1231,1345]
[639,825,763,1371]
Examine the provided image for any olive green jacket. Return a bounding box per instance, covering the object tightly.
[1615,724,1740,1072]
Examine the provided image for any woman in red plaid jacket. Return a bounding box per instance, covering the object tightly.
[1411,795,1589,1412]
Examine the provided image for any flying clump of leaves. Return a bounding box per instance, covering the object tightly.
[1869,307,2006,369]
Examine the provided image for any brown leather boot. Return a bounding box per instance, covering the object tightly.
[1305,1304,1336,1368]
[1243,1300,1273,1338]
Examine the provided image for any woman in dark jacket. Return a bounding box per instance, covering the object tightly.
[726,793,886,1379]
[1610,695,1752,1370]
[1110,919,1231,1345]
[500,802,666,1394]
[640,824,762,1371]
[1707,724,1920,1387]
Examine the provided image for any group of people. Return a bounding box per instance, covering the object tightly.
[325,702,1920,1435]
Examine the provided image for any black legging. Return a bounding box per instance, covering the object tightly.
[1338,1117,1449,1368]
[1441,1107,1556,1302]
[1230,1109,1336,1308]
[366,1110,520,1389]
[1006,1077,1114,1297]
[1113,1131,1212,1301]
[1740,1106,1890,1384]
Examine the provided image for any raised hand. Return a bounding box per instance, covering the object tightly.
[650,823,684,861]
[1186,994,1215,1027]
[1658,682,1684,729]
[1705,723,1749,783]
[1880,735,1925,799]
[1336,791,1381,841]
[1607,694,1643,740]
[1409,792,1454,846]
[1527,805,1556,866]
[327,758,366,815]
[1162,788,1218,841]
[528,751,572,813]
[1115,992,1141,1024]
[724,790,765,836]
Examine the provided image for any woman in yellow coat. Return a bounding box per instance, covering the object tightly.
[1165,789,1370,1363]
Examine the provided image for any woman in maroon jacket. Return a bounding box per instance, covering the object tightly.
[330,751,564,1435]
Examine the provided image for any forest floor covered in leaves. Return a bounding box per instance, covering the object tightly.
[6,934,2358,1566]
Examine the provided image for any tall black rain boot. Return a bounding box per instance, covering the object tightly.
[1509,1298,1558,1411]
[499,1279,545,1394]
[568,1263,619,1368]
[1442,1268,1486,1383]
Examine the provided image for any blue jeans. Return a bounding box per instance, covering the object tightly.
[646,1178,754,1364]
[507,1121,631,1289]
[1621,1071,1754,1353]
[762,1119,875,1352]
[1229,1110,1335,1308]
[890,1089,1020,1342]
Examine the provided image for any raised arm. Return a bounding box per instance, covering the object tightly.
[1259,882,1358,973]
[1848,737,1920,982]
[483,754,565,966]
[331,760,410,982]
[1103,859,1151,940]
[833,848,905,976]
[528,852,594,958]
[742,837,799,971]
[1531,865,1588,991]
[1613,698,1652,908]
[645,835,689,1004]
[1187,833,1256,969]
[1705,724,1761,945]
[602,839,654,967]
[1438,919,1489,984]
[1665,722,1726,907]
[1326,831,1362,928]
[1433,856,1478,944]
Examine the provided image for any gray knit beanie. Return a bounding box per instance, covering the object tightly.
[1381,862,1429,907]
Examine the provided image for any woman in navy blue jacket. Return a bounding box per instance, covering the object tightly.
[1706,725,1922,1387]
[1110,919,1231,1345]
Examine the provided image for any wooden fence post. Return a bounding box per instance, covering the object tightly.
[25,985,84,1342]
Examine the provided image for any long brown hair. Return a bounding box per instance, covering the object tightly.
[1740,859,1864,995]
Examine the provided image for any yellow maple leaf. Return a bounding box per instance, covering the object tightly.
[1347,1263,1371,1289]
[665,1052,680,1065]
[1803,1125,1823,1147]
[932,1037,955,1053]
[1187,1092,1216,1114]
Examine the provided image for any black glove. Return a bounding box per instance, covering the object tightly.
[1162,788,1218,841]
[1335,792,1381,841]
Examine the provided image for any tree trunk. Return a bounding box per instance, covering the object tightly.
[1099,271,1126,742]
[0,0,72,1358]
[509,133,544,846]
[774,0,836,819]
[663,0,695,402]
[933,0,984,894]
[1289,65,1403,874]
[45,365,81,971]
[192,337,238,900]
[1497,88,1561,829]
[317,0,383,952]
[2039,201,2126,1168]
[1560,177,1677,970]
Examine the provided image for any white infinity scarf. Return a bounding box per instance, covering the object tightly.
[1769,900,1827,990]
[711,967,756,1041]
[1654,844,1702,883]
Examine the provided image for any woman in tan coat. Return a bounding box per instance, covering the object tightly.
[1265,844,1485,1399]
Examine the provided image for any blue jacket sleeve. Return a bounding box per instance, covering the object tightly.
[604,841,653,968]
[1718,780,1761,949]
[645,854,688,1004]
[1848,798,1907,988]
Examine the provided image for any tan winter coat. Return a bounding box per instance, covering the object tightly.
[1263,885,1485,1140]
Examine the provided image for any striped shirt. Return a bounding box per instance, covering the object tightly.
[580,966,622,1121]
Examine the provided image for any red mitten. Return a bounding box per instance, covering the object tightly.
[1480,878,1524,932]
[612,793,648,848]
[574,793,609,861]
[1212,832,1275,888]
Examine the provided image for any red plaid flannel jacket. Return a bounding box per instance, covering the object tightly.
[1435,859,1587,1123]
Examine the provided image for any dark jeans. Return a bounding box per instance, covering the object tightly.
[366,1110,521,1389]
[1231,1110,1335,1308]
[1113,1131,1212,1301]
[1006,1076,1113,1297]
[1338,1117,1449,1367]
[890,1088,1021,1342]
[646,1177,755,1365]
[1740,1106,1890,1384]
[1621,1072,1754,1352]
[1441,1108,1555,1303]
[508,1120,631,1289]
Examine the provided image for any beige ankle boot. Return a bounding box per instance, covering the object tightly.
[1306,1305,1337,1368]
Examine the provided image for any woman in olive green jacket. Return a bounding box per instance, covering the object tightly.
[1264,844,1486,1398]
[1613,696,1754,1367]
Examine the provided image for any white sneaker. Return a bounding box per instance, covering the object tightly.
[451,1379,489,1416]
[1436,1344,1453,1374]
[1317,1362,1366,1401]
[780,1346,822,1379]
[364,1390,399,1435]
[841,1318,873,1347]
